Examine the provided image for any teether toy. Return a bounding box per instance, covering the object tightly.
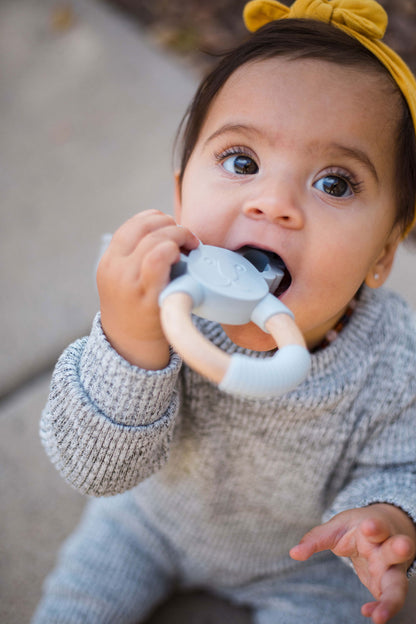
[159,244,311,398]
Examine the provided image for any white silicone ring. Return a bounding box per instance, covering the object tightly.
[219,345,311,398]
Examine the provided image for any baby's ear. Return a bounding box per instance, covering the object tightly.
[173,171,182,221]
[365,229,400,289]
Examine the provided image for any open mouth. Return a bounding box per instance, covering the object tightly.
[236,246,292,298]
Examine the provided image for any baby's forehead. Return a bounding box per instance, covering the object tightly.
[206,56,401,128]
[227,55,400,96]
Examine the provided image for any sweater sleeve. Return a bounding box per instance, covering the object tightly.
[323,401,416,575]
[40,314,182,496]
[323,294,416,574]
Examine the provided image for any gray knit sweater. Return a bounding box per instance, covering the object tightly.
[41,286,416,586]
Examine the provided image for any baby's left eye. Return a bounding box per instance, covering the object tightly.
[222,154,259,175]
[313,174,352,198]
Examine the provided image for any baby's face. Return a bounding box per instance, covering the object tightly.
[175,57,401,351]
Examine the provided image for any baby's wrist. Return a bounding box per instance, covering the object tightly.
[101,324,170,370]
[109,336,170,370]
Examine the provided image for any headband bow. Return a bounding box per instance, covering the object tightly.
[244,0,387,40]
[243,0,416,236]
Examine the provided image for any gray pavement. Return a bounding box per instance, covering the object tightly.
[1,1,415,623]
[0,0,197,399]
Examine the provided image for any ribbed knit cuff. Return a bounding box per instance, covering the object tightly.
[79,313,182,427]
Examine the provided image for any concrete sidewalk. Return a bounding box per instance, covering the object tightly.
[1,1,415,623]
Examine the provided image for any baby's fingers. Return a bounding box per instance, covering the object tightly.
[361,519,415,567]
[380,534,416,568]
[289,522,342,560]
[109,210,198,258]
[140,238,185,297]
[109,210,173,255]
[360,517,391,545]
[361,566,408,624]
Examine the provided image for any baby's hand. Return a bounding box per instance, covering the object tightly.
[97,209,199,369]
[290,504,416,624]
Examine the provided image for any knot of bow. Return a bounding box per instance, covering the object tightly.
[243,0,388,41]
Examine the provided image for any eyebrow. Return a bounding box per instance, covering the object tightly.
[203,123,259,147]
[204,124,379,183]
[326,143,379,183]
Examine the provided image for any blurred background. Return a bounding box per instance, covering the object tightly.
[1,1,415,622]
[103,0,416,73]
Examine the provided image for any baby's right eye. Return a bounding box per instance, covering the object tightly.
[222,154,259,175]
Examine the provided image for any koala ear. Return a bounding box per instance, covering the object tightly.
[365,230,400,289]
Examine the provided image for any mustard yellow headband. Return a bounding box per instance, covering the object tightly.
[243,0,416,235]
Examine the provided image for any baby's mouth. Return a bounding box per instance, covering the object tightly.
[236,246,292,298]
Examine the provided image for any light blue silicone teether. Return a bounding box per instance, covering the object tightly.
[159,244,311,398]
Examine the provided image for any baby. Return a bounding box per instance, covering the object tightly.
[33,1,416,623]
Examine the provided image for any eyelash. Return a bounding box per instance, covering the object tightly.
[213,147,363,195]
[321,167,363,195]
[214,145,257,164]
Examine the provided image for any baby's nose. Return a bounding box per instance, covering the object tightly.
[242,178,304,228]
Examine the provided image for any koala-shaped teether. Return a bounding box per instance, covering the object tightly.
[159,244,310,398]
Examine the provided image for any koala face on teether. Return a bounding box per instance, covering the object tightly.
[186,246,269,300]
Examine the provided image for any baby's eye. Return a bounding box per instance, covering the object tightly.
[222,154,259,175]
[313,174,352,198]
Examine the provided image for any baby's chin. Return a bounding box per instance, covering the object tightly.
[220,321,278,353]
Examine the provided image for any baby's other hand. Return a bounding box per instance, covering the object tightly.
[97,209,199,369]
[290,504,416,624]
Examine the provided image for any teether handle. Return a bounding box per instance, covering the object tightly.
[160,292,310,398]
[160,292,229,383]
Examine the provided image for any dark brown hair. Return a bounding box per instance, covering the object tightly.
[176,19,416,236]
